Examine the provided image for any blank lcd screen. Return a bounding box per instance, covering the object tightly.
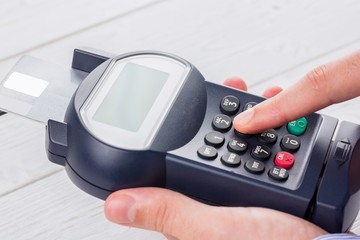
[93,62,169,132]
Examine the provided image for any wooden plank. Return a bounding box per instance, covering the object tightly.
[0,171,165,240]
[0,114,61,196]
[1,0,360,86]
[0,0,163,60]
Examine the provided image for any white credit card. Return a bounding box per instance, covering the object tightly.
[0,56,88,123]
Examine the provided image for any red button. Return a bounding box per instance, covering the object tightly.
[274,151,295,169]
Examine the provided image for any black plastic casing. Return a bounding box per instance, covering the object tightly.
[47,51,207,198]
[46,49,360,233]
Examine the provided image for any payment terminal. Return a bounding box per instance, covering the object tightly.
[1,49,360,233]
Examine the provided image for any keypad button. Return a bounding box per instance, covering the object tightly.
[245,159,265,174]
[287,117,307,136]
[227,138,248,154]
[220,95,240,115]
[281,135,301,152]
[258,129,278,144]
[212,114,232,132]
[198,91,313,187]
[251,144,272,160]
[274,151,295,169]
[243,102,257,111]
[268,167,289,182]
[204,131,225,148]
[221,152,241,167]
[197,145,218,160]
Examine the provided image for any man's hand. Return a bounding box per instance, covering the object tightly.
[104,50,360,239]
[233,50,360,134]
[104,187,326,240]
[103,77,328,240]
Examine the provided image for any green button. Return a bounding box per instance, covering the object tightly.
[287,117,307,136]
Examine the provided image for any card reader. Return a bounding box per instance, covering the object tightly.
[1,49,360,233]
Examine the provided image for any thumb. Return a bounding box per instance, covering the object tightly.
[104,188,326,240]
[104,187,222,239]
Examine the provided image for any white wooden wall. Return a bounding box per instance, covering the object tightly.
[1,0,360,239]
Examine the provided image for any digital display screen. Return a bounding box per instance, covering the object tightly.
[93,62,169,132]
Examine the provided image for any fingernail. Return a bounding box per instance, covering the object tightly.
[234,108,254,126]
[105,194,136,224]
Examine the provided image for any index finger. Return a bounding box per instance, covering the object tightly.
[233,50,360,134]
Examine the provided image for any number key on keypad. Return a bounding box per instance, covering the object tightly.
[220,95,240,115]
[258,129,278,144]
[281,135,301,152]
[228,138,248,154]
[212,114,232,132]
[243,102,257,111]
[251,144,271,160]
[205,131,225,148]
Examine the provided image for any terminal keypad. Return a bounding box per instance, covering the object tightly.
[197,94,308,184]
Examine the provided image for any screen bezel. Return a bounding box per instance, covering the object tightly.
[80,54,191,150]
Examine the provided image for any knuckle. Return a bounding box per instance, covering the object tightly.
[151,201,176,234]
[305,64,329,91]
